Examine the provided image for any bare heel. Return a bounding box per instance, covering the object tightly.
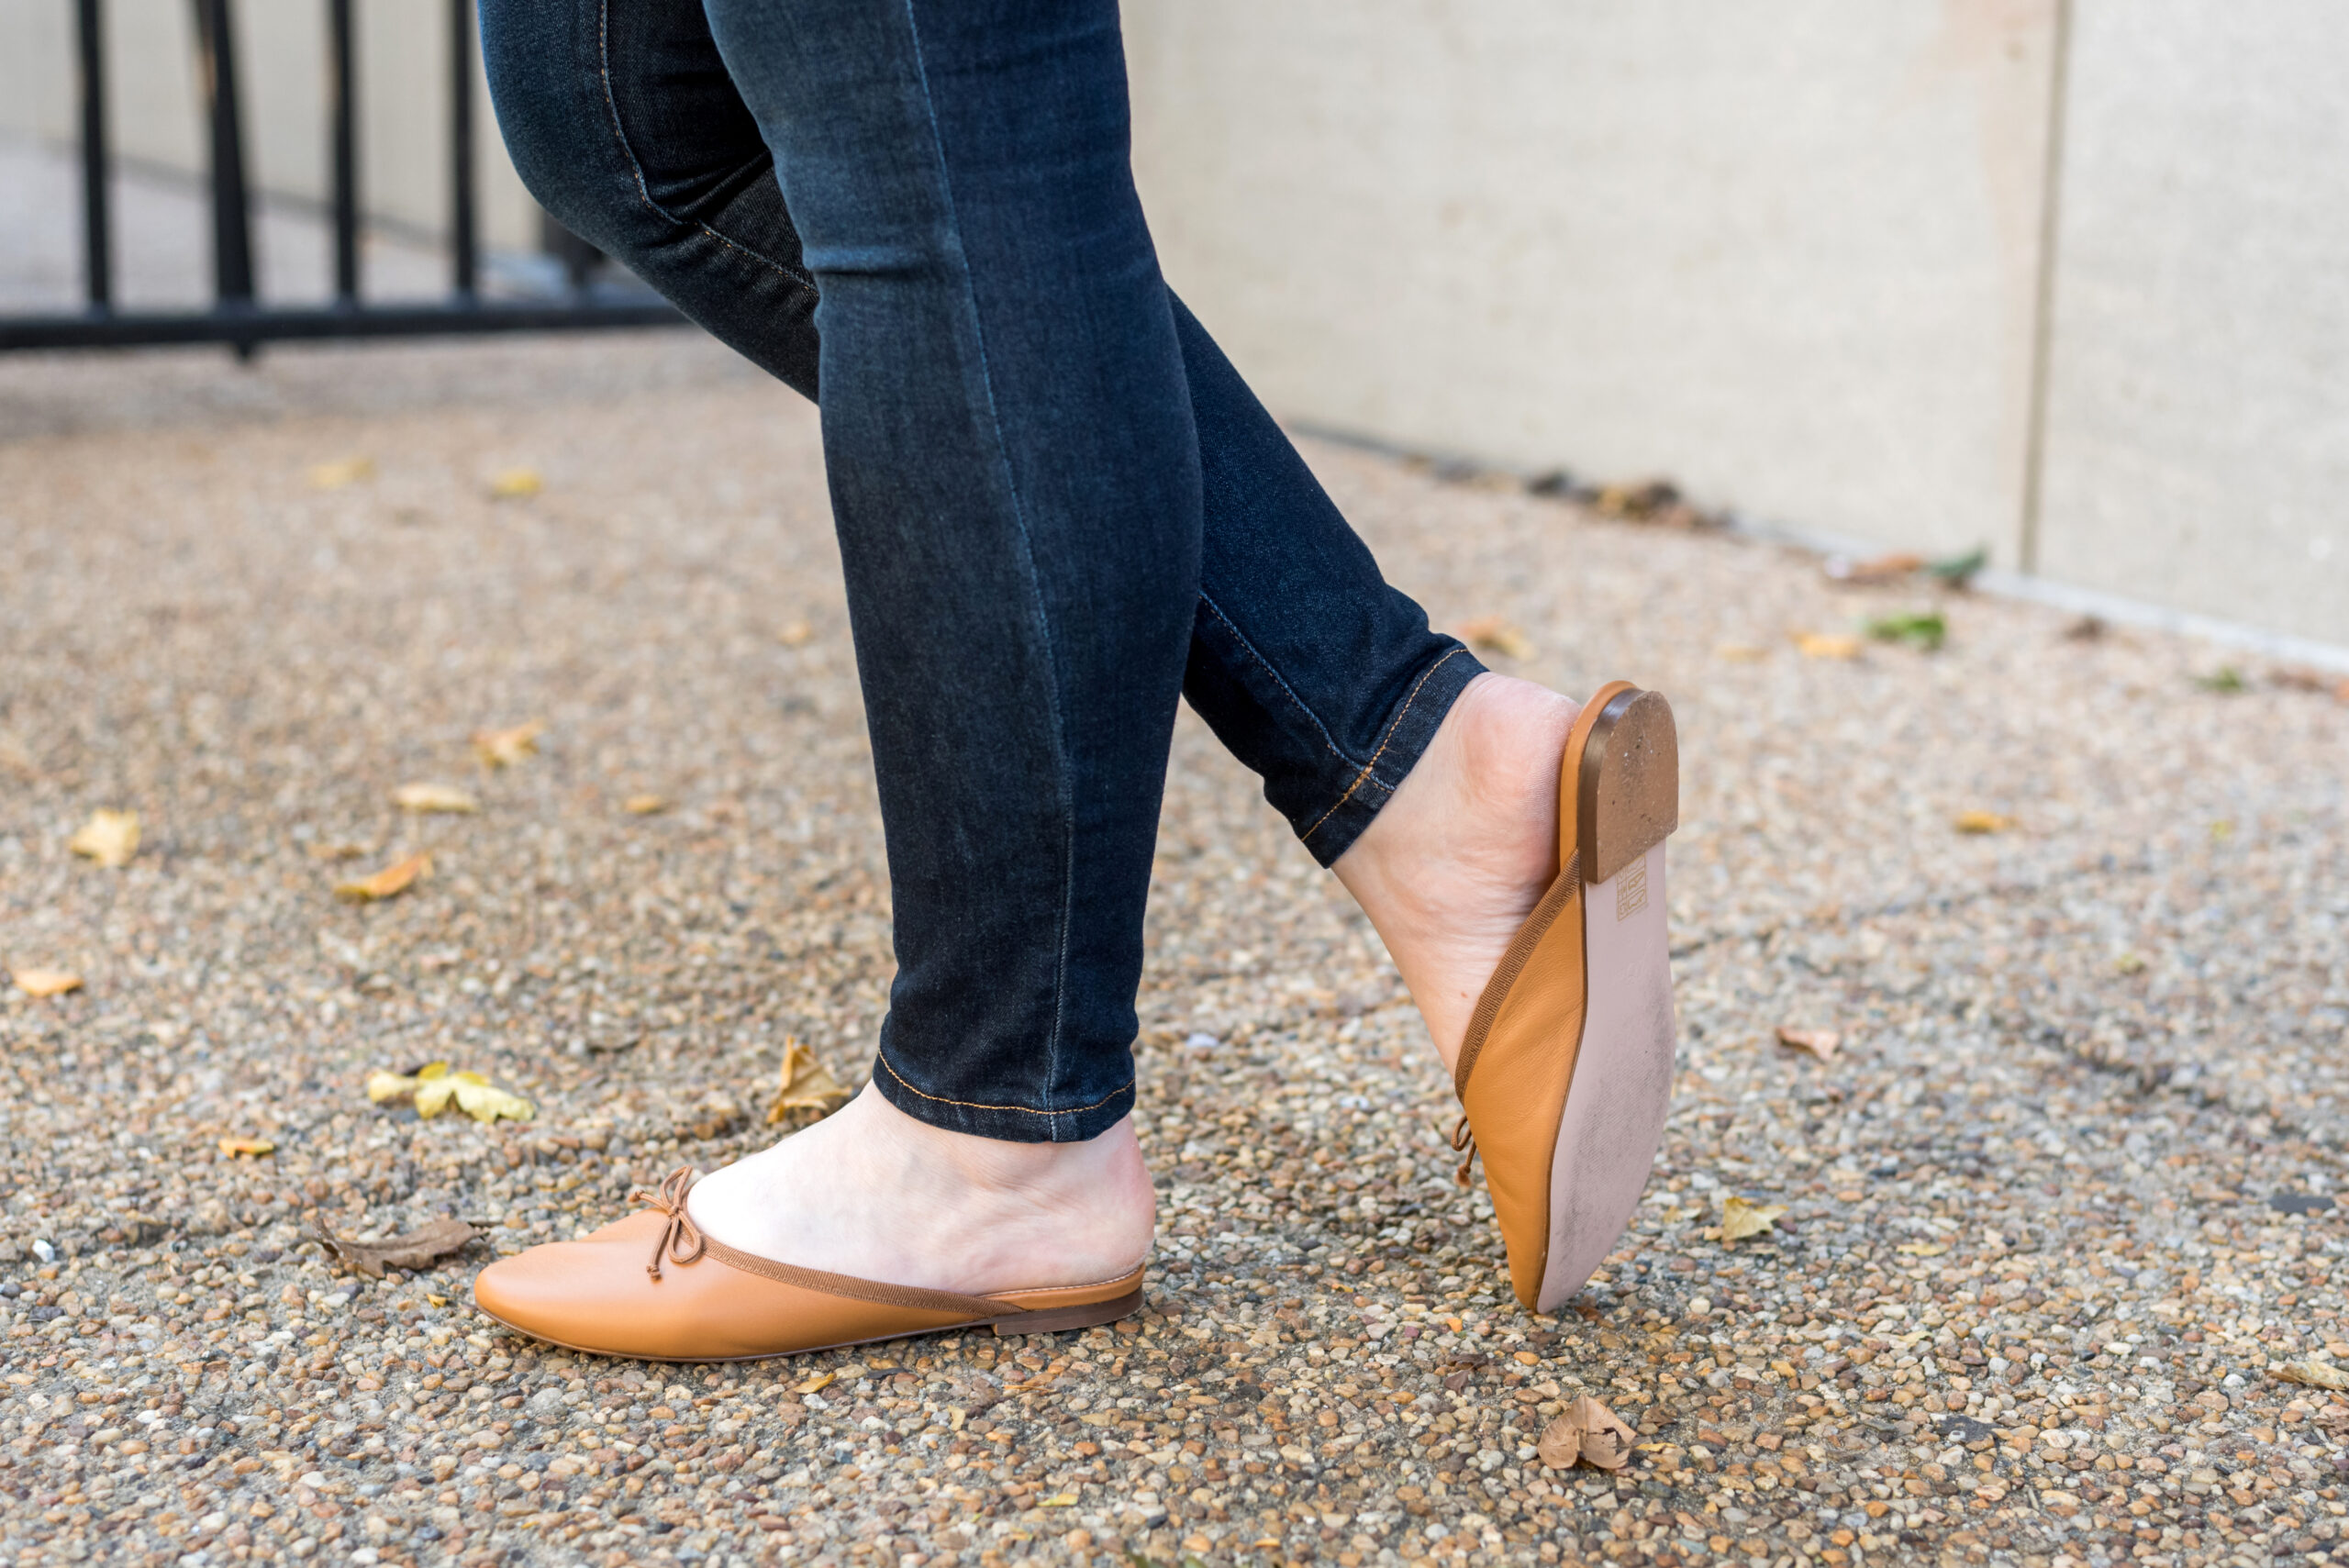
[1578,687,1678,886]
[989,1286,1144,1336]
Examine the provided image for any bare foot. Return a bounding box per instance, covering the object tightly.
[1332,673,1578,1073]
[682,1083,1156,1296]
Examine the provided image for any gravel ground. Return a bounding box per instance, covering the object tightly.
[1,333,2344,1568]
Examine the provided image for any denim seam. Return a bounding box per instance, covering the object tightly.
[897,0,1080,1116]
[594,0,818,295]
[1197,592,1368,775]
[877,1049,1130,1119]
[1297,646,1466,844]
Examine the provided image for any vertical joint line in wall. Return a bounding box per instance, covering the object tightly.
[2019,0,2075,578]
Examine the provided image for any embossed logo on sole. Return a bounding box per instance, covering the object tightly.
[1615,855,1649,921]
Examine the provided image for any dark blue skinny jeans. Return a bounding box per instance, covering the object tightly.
[479,0,1483,1141]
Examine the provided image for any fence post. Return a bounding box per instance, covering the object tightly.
[449,0,478,300]
[75,0,112,313]
[327,0,360,305]
[190,0,257,350]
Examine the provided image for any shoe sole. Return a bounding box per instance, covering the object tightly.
[1534,688,1678,1312]
[473,1284,1145,1363]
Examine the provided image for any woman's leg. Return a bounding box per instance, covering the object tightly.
[476,0,1597,1303]
[481,0,1484,872]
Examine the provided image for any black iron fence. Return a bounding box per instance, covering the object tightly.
[1,0,684,353]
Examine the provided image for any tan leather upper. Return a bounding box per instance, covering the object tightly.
[1453,680,1632,1309]
[473,1207,1144,1361]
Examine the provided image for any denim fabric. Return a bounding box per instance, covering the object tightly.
[481,0,1482,1140]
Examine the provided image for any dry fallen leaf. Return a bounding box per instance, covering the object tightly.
[217,1137,274,1158]
[1954,810,2016,834]
[767,1038,852,1122]
[11,968,83,998]
[1775,1026,1841,1061]
[1720,1195,1789,1243]
[369,1061,535,1124]
[624,794,669,816]
[777,621,815,648]
[314,1217,482,1279]
[795,1371,836,1395]
[336,851,430,903]
[2275,1361,2349,1392]
[392,783,479,815]
[307,456,374,489]
[1793,632,1862,661]
[471,720,544,770]
[1537,1396,1637,1470]
[1823,550,1922,584]
[1457,614,1535,662]
[68,807,140,867]
[487,467,542,499]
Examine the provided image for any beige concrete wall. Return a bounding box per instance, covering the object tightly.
[1125,0,2345,647]
[2032,0,2349,646]
[0,0,537,269]
[1125,0,2064,566]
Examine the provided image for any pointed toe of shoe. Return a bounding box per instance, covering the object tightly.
[471,1212,670,1356]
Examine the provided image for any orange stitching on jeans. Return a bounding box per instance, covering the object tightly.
[875,1050,1132,1118]
[1299,647,1467,842]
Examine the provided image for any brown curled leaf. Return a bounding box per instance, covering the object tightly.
[314,1217,483,1279]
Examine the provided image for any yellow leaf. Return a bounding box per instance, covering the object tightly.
[366,1070,420,1104]
[766,1037,852,1122]
[2275,1360,2349,1391]
[1954,810,2016,834]
[1456,614,1534,662]
[218,1137,274,1158]
[1896,1241,1950,1257]
[335,851,430,903]
[307,457,374,489]
[373,1061,531,1123]
[487,467,542,499]
[11,968,83,998]
[68,808,140,867]
[451,1077,535,1124]
[623,794,670,816]
[470,720,544,770]
[1775,1026,1840,1061]
[1039,1494,1078,1507]
[393,783,479,814]
[1793,632,1861,661]
[1720,1195,1788,1243]
[794,1372,836,1395]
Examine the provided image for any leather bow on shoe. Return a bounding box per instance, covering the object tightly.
[629,1167,707,1280]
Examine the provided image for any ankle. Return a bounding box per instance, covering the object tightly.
[855,1084,1145,1198]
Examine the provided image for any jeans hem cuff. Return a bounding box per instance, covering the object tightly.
[871,1052,1135,1143]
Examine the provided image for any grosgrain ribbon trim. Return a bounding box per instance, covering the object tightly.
[629,1166,707,1280]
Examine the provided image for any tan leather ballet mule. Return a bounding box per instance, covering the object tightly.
[1452,681,1679,1313]
[472,1169,1145,1362]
